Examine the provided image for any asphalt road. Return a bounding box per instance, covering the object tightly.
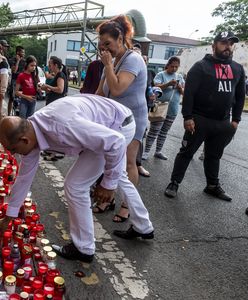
[8,90,248,299]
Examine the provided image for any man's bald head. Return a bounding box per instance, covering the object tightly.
[0,117,37,155]
[0,117,29,144]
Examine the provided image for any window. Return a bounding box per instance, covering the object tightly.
[67,40,81,51]
[148,44,154,58]
[88,42,97,52]
[65,58,79,67]
[54,40,57,51]
[164,47,180,59]
[50,42,53,52]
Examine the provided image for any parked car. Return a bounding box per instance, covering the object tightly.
[38,66,46,100]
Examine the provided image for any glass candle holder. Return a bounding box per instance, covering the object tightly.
[4,275,16,295]
[38,263,48,277]
[16,268,25,287]
[43,283,54,296]
[3,229,12,247]
[9,293,21,300]
[45,269,60,284]
[33,289,45,300]
[19,291,29,300]
[2,246,11,261]
[22,281,32,294]
[22,264,33,280]
[32,277,43,290]
[3,260,14,278]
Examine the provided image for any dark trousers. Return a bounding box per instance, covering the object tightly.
[171,114,236,185]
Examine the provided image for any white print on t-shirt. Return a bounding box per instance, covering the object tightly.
[218,80,232,92]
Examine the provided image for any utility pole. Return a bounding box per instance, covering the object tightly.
[78,0,88,87]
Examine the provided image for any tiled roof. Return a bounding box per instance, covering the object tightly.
[147,34,200,46]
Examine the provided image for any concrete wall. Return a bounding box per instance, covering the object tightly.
[178,41,248,75]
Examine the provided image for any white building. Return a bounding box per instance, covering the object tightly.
[47,32,200,73]
[147,33,200,72]
[47,32,98,69]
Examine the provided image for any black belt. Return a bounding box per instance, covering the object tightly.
[122,115,133,127]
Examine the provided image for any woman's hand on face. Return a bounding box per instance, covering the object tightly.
[100,50,113,66]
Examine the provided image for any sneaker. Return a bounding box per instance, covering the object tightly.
[142,152,149,160]
[203,184,232,201]
[164,181,178,198]
[52,242,94,263]
[154,152,168,160]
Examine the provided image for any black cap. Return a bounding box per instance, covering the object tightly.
[0,40,10,47]
[214,31,239,43]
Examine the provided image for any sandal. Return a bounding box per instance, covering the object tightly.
[93,199,115,213]
[138,166,150,177]
[113,205,130,223]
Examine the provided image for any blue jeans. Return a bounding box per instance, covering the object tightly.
[19,98,36,119]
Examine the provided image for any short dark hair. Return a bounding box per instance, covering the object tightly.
[16,46,24,53]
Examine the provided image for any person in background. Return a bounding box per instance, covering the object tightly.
[8,46,26,116]
[0,95,154,263]
[72,68,78,85]
[15,55,40,119]
[40,56,68,161]
[80,59,104,94]
[95,15,148,222]
[142,56,184,161]
[164,32,245,201]
[81,68,86,82]
[41,56,67,106]
[245,75,248,96]
[0,40,10,57]
[0,42,9,118]
[136,54,155,177]
[44,64,54,85]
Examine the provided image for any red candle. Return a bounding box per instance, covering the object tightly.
[38,263,48,276]
[33,289,45,300]
[2,246,11,261]
[22,281,32,294]
[32,213,40,223]
[29,235,36,244]
[3,260,14,278]
[44,283,55,296]
[45,269,60,284]
[21,244,33,265]
[32,277,43,290]
[22,264,32,280]
[8,293,21,300]
[3,229,12,247]
[16,268,25,287]
[13,218,22,232]
[34,253,42,262]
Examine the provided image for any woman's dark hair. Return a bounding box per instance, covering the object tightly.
[50,56,63,70]
[24,55,39,91]
[166,56,180,68]
[96,15,133,49]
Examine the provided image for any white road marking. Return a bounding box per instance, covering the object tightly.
[39,159,150,299]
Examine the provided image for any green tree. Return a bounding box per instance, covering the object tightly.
[0,3,14,28]
[212,0,248,40]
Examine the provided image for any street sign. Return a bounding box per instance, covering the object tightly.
[80,47,86,54]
